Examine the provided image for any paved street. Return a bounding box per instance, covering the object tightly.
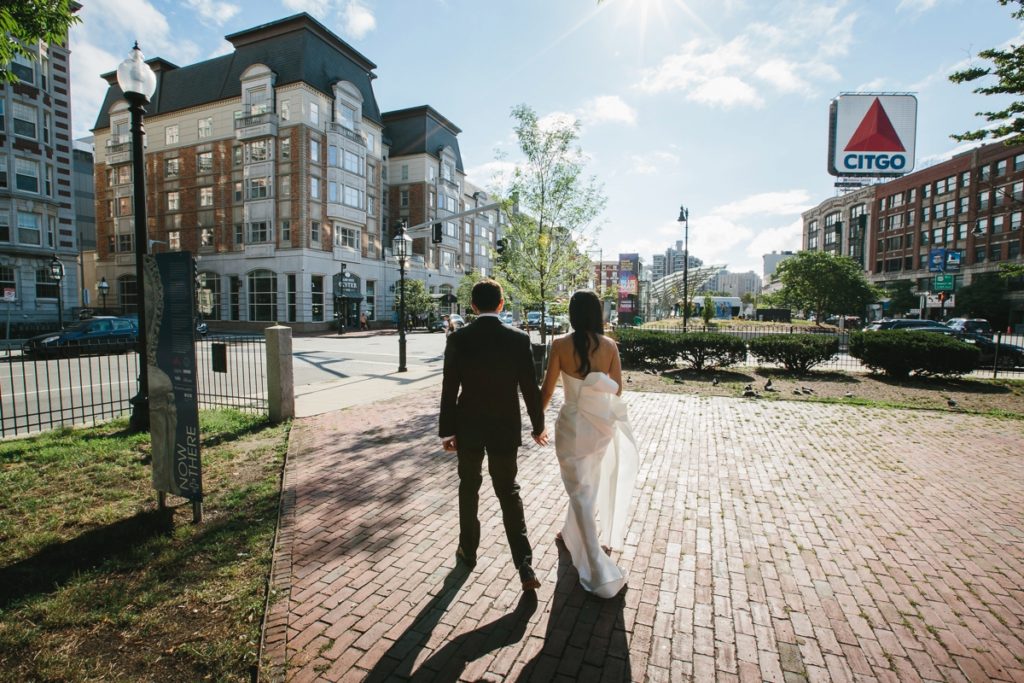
[262,387,1024,682]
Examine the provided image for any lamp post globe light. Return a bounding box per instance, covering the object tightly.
[677,206,690,329]
[49,254,64,330]
[98,277,110,313]
[394,221,412,373]
[117,42,158,432]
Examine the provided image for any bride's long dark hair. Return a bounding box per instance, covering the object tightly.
[568,290,604,376]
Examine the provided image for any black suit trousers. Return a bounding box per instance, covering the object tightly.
[457,443,532,570]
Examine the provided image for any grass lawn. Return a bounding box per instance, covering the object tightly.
[0,410,290,682]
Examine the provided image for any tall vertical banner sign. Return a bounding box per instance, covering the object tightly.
[828,94,917,178]
[617,253,640,326]
[146,252,202,502]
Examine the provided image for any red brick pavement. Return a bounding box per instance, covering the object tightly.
[261,389,1024,682]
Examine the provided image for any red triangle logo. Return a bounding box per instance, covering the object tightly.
[845,98,905,152]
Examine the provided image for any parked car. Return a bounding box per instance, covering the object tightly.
[542,315,568,334]
[957,332,1024,368]
[23,316,138,359]
[946,318,993,337]
[863,318,950,332]
[522,311,543,330]
[430,314,465,332]
[498,311,514,325]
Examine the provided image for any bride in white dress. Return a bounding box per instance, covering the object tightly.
[539,290,639,598]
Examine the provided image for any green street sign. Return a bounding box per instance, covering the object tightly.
[933,274,954,291]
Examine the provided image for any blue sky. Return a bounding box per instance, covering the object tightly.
[68,0,1020,276]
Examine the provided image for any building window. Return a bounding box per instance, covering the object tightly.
[1009,241,1021,259]
[975,247,986,263]
[201,227,214,247]
[165,158,179,178]
[36,268,57,298]
[996,159,1008,176]
[328,181,338,203]
[15,159,39,193]
[11,52,34,83]
[310,139,320,163]
[234,181,243,202]
[0,266,14,297]
[233,145,243,165]
[365,280,375,320]
[117,166,131,184]
[248,270,277,321]
[976,218,988,235]
[0,154,6,188]
[43,112,51,144]
[17,212,41,245]
[1012,212,1023,231]
[310,102,319,126]
[167,191,180,210]
[118,234,134,252]
[234,224,244,245]
[280,100,290,121]
[311,275,324,322]
[311,176,321,200]
[199,186,214,207]
[197,151,213,173]
[328,145,339,167]
[401,164,409,181]
[343,149,363,175]
[311,220,321,243]
[281,219,291,243]
[343,185,362,209]
[248,221,270,243]
[400,189,409,207]
[0,215,8,242]
[280,175,290,197]
[246,139,269,163]
[0,100,4,132]
[168,230,181,250]
[118,196,132,216]
[337,103,355,130]
[993,215,1005,233]
[366,132,375,156]
[12,102,36,139]
[248,177,270,199]
[280,138,290,160]
[198,117,213,139]
[336,225,358,249]
[165,125,179,145]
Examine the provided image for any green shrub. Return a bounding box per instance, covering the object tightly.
[849,330,979,378]
[614,328,680,369]
[749,333,839,374]
[675,332,747,372]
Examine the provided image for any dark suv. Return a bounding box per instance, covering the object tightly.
[23,316,138,359]
[863,319,950,332]
[945,318,993,337]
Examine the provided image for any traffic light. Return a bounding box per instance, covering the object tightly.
[938,292,948,304]
[432,222,442,244]
[495,238,507,257]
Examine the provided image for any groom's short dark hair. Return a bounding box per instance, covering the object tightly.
[472,278,502,312]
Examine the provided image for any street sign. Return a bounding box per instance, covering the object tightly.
[925,294,955,307]
[933,275,954,291]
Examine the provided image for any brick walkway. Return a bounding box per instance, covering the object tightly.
[261,389,1024,682]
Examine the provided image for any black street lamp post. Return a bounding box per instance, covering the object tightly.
[678,206,690,329]
[98,277,109,314]
[394,221,412,373]
[117,43,158,432]
[49,254,64,330]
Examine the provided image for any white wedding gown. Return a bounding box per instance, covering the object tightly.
[555,372,639,598]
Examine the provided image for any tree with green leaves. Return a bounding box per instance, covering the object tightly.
[494,105,606,343]
[1,0,79,84]
[456,271,482,310]
[954,272,1010,329]
[775,251,880,324]
[395,278,436,328]
[948,0,1024,144]
[884,280,920,317]
[701,295,715,325]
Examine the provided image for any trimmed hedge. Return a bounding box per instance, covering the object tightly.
[614,328,680,369]
[613,329,746,371]
[848,330,979,378]
[675,332,747,372]
[749,333,839,374]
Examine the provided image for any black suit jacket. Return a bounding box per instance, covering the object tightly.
[438,316,544,448]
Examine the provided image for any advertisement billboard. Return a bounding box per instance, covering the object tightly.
[617,253,640,325]
[828,94,917,177]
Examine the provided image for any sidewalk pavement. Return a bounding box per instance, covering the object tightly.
[262,388,1024,682]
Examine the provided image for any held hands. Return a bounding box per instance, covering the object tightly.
[532,429,549,446]
[442,437,457,452]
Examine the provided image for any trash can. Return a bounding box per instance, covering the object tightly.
[532,342,548,380]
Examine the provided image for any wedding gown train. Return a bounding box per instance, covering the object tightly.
[555,372,639,598]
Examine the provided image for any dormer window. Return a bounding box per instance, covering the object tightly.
[337,104,355,131]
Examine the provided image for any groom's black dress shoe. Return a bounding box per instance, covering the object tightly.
[455,546,477,569]
[519,564,541,591]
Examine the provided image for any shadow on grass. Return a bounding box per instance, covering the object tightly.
[873,375,1014,395]
[0,507,174,609]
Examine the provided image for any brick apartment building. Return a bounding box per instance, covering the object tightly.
[1,19,78,327]
[803,140,1024,325]
[91,14,497,331]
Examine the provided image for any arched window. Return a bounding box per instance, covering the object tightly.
[247,269,277,321]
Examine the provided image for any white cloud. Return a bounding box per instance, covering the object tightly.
[897,0,940,13]
[538,110,579,133]
[712,190,813,219]
[634,5,853,108]
[745,218,804,263]
[184,0,240,25]
[282,0,327,13]
[343,1,376,39]
[628,151,679,175]
[581,95,637,126]
[464,160,518,190]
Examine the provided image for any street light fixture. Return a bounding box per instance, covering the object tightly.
[678,206,690,330]
[117,42,158,432]
[98,277,110,313]
[394,221,412,373]
[49,253,64,330]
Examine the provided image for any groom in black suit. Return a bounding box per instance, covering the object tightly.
[439,278,547,591]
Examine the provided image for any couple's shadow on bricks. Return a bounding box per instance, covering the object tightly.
[366,544,631,682]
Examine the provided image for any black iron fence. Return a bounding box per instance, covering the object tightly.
[633,323,1024,380]
[1,334,268,439]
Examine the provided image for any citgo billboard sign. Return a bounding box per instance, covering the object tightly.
[828,94,917,178]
